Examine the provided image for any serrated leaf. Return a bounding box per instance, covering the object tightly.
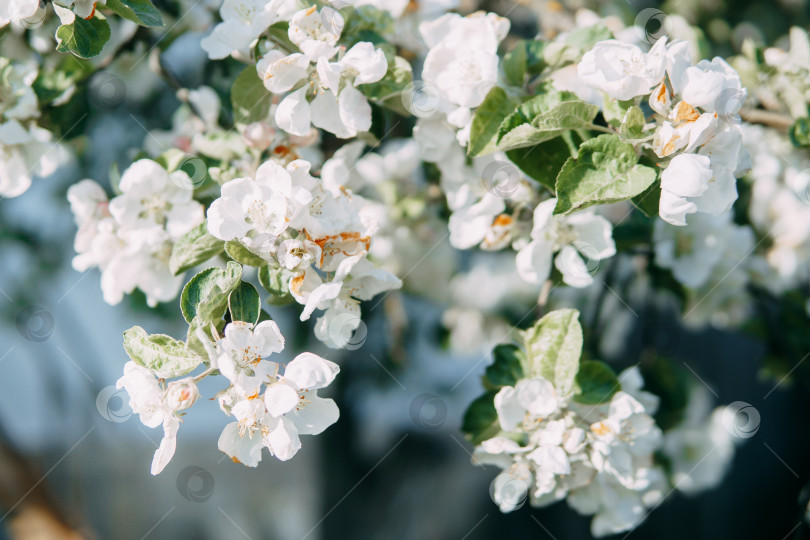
[461,390,501,444]
[574,360,621,404]
[484,344,525,388]
[554,134,658,215]
[520,309,582,396]
[228,281,261,325]
[467,87,517,157]
[180,262,242,324]
[123,326,202,378]
[56,16,111,59]
[497,96,598,151]
[258,265,294,305]
[106,0,164,27]
[231,67,272,125]
[169,224,225,275]
[224,240,267,267]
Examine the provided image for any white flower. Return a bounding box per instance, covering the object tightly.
[217,320,285,396]
[420,12,509,108]
[577,39,666,101]
[659,153,713,226]
[494,377,559,432]
[516,199,616,287]
[264,352,340,435]
[0,0,40,27]
[109,159,204,241]
[68,159,205,306]
[0,121,59,199]
[116,362,182,475]
[288,5,343,62]
[166,378,200,411]
[201,0,283,59]
[661,387,736,495]
[680,57,745,113]
[257,51,310,93]
[218,352,340,465]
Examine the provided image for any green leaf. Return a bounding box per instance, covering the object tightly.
[224,240,267,267]
[503,39,546,87]
[231,67,272,125]
[228,281,261,325]
[461,391,501,444]
[258,265,294,305]
[631,179,661,218]
[484,344,525,388]
[574,360,621,404]
[602,96,634,128]
[180,262,242,324]
[360,56,413,115]
[169,224,225,275]
[619,106,653,143]
[56,15,111,58]
[790,118,810,147]
[31,55,93,105]
[123,326,202,378]
[564,24,613,51]
[554,134,658,215]
[266,21,298,52]
[497,95,598,151]
[467,87,517,157]
[505,132,577,191]
[106,0,163,27]
[520,309,583,396]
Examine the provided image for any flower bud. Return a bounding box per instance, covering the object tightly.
[166,378,199,411]
[243,122,275,150]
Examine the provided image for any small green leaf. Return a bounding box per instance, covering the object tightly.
[106,0,164,27]
[169,224,225,275]
[224,240,267,267]
[574,360,621,404]
[520,309,583,396]
[503,42,527,87]
[554,134,658,215]
[231,67,272,125]
[619,106,653,143]
[56,15,111,58]
[461,390,501,444]
[467,87,517,157]
[180,262,242,324]
[228,281,261,325]
[484,344,525,388]
[258,265,294,305]
[123,326,202,378]
[790,118,810,147]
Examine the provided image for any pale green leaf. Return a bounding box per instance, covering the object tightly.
[169,223,225,275]
[554,134,658,215]
[520,309,583,396]
[123,326,202,378]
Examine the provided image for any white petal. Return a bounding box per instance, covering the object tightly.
[284,352,340,390]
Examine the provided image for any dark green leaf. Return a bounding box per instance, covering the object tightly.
[574,360,621,404]
[228,281,261,325]
[106,0,164,27]
[461,391,501,444]
[467,87,517,157]
[55,15,111,59]
[484,344,525,388]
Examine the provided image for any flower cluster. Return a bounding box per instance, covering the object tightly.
[117,320,340,473]
[206,157,401,348]
[474,367,664,536]
[578,38,751,226]
[0,59,60,198]
[68,159,204,306]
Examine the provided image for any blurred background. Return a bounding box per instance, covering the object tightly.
[3,0,810,538]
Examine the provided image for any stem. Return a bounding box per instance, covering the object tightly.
[193,367,216,383]
[585,124,615,134]
[743,109,794,130]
